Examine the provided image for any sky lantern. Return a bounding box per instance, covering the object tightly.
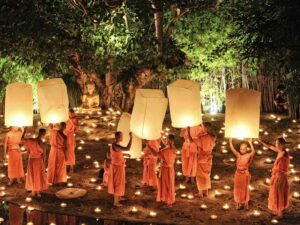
[167,79,202,128]
[225,88,261,139]
[5,83,33,127]
[37,78,69,123]
[130,89,168,140]
[117,112,142,159]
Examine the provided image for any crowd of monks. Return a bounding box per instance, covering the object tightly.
[2,111,291,220]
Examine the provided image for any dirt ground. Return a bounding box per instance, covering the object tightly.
[0,111,299,225]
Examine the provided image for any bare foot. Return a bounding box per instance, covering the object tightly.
[114,203,123,207]
[195,192,203,198]
[163,204,173,208]
[17,179,22,184]
[7,180,13,186]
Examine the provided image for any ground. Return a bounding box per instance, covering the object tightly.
[0,111,300,225]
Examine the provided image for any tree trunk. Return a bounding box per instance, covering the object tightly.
[152,2,163,57]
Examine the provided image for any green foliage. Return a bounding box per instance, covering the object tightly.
[0,56,46,108]
[172,7,245,112]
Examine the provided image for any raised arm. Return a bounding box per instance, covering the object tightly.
[186,127,193,143]
[146,143,159,157]
[229,138,239,157]
[248,138,255,156]
[112,133,132,152]
[258,138,278,152]
[21,127,27,140]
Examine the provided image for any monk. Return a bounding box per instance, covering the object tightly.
[180,125,202,183]
[22,128,48,197]
[64,109,79,173]
[103,146,111,187]
[9,204,24,225]
[259,137,290,217]
[3,126,24,185]
[108,131,132,207]
[187,122,216,197]
[143,138,160,189]
[147,134,176,208]
[229,138,255,209]
[47,122,67,185]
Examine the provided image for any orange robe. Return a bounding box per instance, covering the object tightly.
[194,134,216,191]
[47,130,67,184]
[65,118,78,166]
[6,131,24,179]
[26,210,46,225]
[268,152,290,213]
[234,153,253,204]
[108,146,126,196]
[103,159,110,186]
[9,204,24,225]
[180,126,202,177]
[143,139,160,187]
[157,147,176,205]
[23,138,48,192]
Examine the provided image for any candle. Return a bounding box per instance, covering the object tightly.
[96,185,102,191]
[294,176,300,182]
[67,183,73,187]
[176,150,181,155]
[25,197,32,203]
[0,218,4,223]
[20,205,26,209]
[90,178,97,183]
[223,203,230,210]
[222,141,227,145]
[292,119,296,123]
[200,204,207,210]
[290,168,297,174]
[264,131,269,135]
[60,202,67,208]
[253,140,259,145]
[257,150,263,156]
[27,222,34,225]
[213,175,220,180]
[187,194,194,200]
[253,210,261,217]
[265,158,273,164]
[95,137,100,141]
[0,186,5,191]
[149,211,157,217]
[77,146,83,150]
[136,158,141,162]
[27,206,34,211]
[80,140,85,144]
[180,193,187,198]
[210,214,218,220]
[229,158,235,162]
[248,185,255,191]
[0,174,5,178]
[271,219,278,224]
[135,190,141,196]
[131,206,138,213]
[293,192,300,198]
[0,191,5,197]
[94,207,101,213]
[287,128,292,133]
[265,178,270,184]
[176,160,182,164]
[263,146,268,150]
[215,190,222,197]
[223,185,231,190]
[179,184,186,190]
[177,172,183,176]
[85,155,91,160]
[221,149,228,154]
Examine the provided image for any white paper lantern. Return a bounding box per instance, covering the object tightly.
[38,78,69,123]
[5,83,33,126]
[167,79,202,128]
[117,112,142,159]
[130,89,168,140]
[225,88,261,139]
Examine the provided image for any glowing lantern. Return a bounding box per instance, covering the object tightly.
[130,89,168,140]
[5,83,33,126]
[38,78,69,123]
[167,79,202,128]
[117,112,142,158]
[225,88,261,139]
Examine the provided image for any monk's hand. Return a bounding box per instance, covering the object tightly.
[247,138,252,143]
